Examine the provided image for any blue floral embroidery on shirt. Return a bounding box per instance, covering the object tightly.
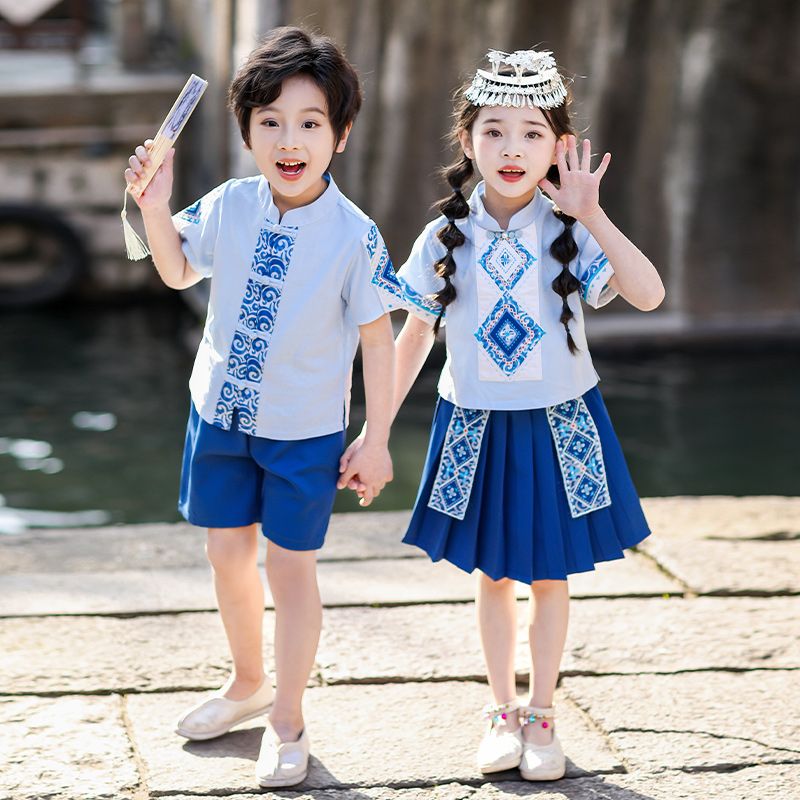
[214,225,297,430]
[238,279,282,335]
[428,406,490,520]
[213,381,260,435]
[365,224,379,259]
[479,231,535,292]
[251,229,295,281]
[474,294,545,376]
[226,331,269,383]
[546,397,611,518]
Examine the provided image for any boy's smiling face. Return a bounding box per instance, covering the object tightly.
[247,74,351,215]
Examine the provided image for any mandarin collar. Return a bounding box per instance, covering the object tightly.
[259,172,340,227]
[467,181,545,233]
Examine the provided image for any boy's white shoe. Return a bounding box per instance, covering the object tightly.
[255,726,310,787]
[174,677,274,741]
[518,705,566,781]
[476,700,523,774]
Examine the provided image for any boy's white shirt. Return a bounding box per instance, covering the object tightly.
[386,182,617,411]
[173,174,393,440]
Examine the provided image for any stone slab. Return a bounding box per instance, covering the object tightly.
[0,695,139,800]
[639,537,799,595]
[0,612,275,695]
[641,496,800,540]
[640,496,800,594]
[319,596,800,684]
[162,765,800,800]
[0,512,416,574]
[562,671,800,772]
[125,682,619,794]
[0,553,679,617]
[4,596,796,696]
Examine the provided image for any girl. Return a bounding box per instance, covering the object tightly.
[342,48,664,781]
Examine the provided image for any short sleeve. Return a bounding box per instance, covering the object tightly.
[342,223,395,327]
[573,223,617,309]
[171,182,228,278]
[390,224,447,325]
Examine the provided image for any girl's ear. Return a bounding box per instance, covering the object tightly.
[335,122,354,154]
[458,129,474,160]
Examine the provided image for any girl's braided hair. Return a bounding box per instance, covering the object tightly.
[432,70,581,353]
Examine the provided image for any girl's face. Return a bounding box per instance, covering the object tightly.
[460,105,564,210]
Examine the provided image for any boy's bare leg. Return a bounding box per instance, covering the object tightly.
[206,525,266,699]
[265,540,322,742]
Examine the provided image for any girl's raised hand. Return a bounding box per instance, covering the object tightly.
[124,140,175,210]
[538,135,610,223]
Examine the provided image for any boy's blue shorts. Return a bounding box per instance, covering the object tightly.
[178,403,345,551]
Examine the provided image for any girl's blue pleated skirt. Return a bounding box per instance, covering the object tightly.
[403,386,651,583]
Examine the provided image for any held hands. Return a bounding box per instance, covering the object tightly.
[538,135,611,223]
[124,139,175,211]
[337,430,393,507]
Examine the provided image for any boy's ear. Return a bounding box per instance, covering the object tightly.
[335,122,354,154]
[458,129,474,160]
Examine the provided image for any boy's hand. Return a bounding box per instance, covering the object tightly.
[338,442,393,507]
[124,140,175,210]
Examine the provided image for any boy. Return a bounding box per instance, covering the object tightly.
[124,26,395,787]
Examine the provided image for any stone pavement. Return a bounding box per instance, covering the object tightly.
[0,496,798,800]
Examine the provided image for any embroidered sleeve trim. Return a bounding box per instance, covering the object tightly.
[580,255,616,308]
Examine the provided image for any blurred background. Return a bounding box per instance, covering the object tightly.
[0,0,798,534]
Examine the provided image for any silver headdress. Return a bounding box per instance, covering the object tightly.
[464,49,567,110]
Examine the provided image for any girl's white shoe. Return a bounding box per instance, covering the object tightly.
[476,700,523,774]
[518,705,566,781]
[174,676,274,741]
[255,726,310,787]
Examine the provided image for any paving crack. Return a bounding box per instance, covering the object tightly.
[610,726,800,756]
[632,546,696,597]
[4,665,799,699]
[118,693,152,800]
[146,772,622,797]
[560,686,632,775]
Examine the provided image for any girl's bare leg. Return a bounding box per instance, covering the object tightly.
[477,572,520,732]
[525,579,570,744]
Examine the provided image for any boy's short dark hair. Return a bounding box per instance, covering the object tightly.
[228,26,363,147]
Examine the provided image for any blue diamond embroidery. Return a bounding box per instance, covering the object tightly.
[546,397,612,519]
[428,406,490,520]
[451,437,473,467]
[179,200,202,224]
[478,232,535,291]
[475,295,545,376]
[441,479,463,506]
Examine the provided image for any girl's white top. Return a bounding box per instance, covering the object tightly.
[375,182,617,410]
[173,174,391,440]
